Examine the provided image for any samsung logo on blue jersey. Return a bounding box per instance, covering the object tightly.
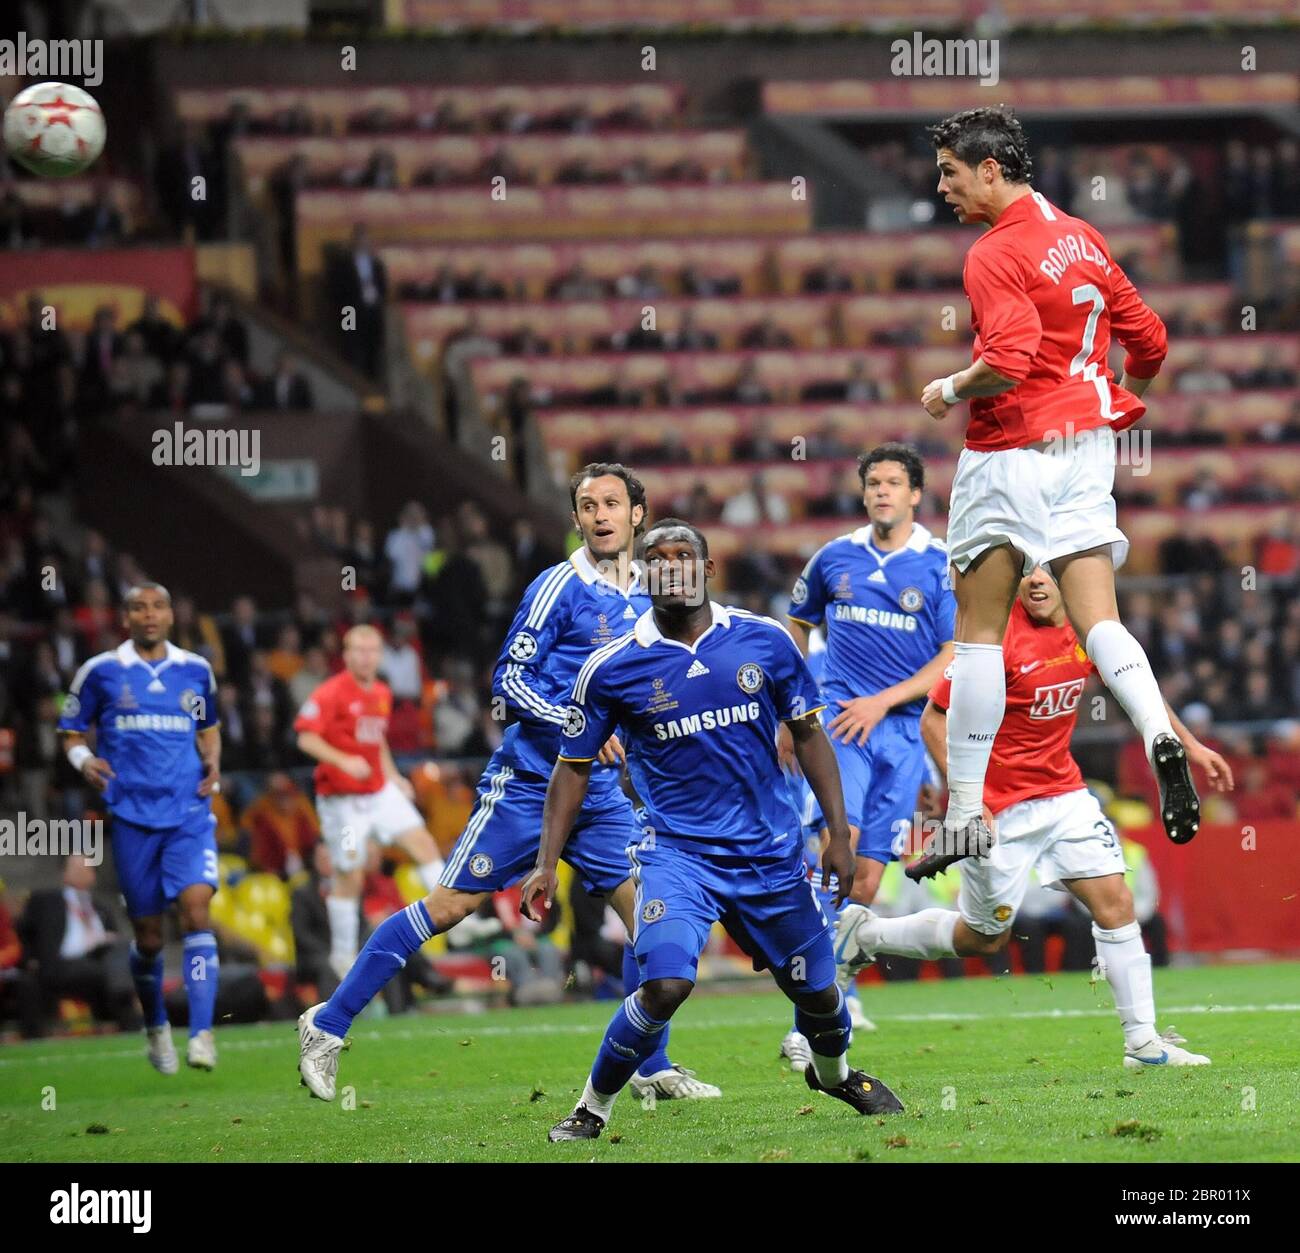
[833,604,919,631]
[653,701,761,740]
[113,714,194,732]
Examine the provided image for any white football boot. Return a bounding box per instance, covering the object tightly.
[629,1064,722,1100]
[297,1003,346,1100]
[145,1023,179,1075]
[186,1029,217,1071]
[1123,1035,1211,1070]
[780,1030,813,1073]
[833,904,879,1030]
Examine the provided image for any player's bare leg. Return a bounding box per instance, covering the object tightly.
[298,883,489,1100]
[551,976,695,1140]
[1051,548,1198,842]
[128,913,177,1074]
[394,825,446,894]
[944,545,1021,834]
[1067,873,1209,1068]
[608,878,722,1100]
[177,883,219,1070]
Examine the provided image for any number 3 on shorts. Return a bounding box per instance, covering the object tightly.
[1092,818,1117,850]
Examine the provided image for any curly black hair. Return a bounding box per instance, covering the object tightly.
[857,442,926,492]
[927,105,1033,185]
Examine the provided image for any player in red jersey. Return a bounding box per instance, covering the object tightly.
[917,106,1200,858]
[294,624,444,978]
[835,567,1233,1069]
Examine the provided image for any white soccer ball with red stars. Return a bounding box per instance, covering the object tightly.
[4,81,106,178]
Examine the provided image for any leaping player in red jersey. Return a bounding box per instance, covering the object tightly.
[836,567,1234,1069]
[917,106,1200,862]
[294,624,445,979]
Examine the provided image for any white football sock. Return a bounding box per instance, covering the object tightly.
[1093,920,1157,1050]
[872,908,959,960]
[1084,620,1174,760]
[580,1075,618,1120]
[945,642,1005,823]
[326,895,360,974]
[417,858,444,893]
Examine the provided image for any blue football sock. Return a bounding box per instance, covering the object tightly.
[182,931,220,1036]
[795,986,852,1087]
[622,943,672,1078]
[316,902,434,1039]
[795,986,852,1058]
[129,944,167,1029]
[590,993,670,1098]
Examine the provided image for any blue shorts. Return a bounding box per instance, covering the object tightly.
[110,805,219,919]
[439,754,635,897]
[628,837,836,992]
[826,712,927,865]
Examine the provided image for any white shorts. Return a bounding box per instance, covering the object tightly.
[316,780,424,873]
[958,788,1126,936]
[946,426,1129,576]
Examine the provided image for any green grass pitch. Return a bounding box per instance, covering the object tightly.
[2,962,1297,1163]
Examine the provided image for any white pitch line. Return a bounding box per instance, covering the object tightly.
[1,1002,1296,1069]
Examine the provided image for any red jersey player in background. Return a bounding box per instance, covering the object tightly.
[918,106,1200,862]
[836,567,1233,1069]
[295,624,444,980]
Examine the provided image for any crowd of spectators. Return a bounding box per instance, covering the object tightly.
[0,289,315,500]
[269,145,726,194]
[0,178,131,251]
[213,96,670,143]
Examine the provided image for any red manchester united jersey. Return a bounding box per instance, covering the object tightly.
[293,670,391,796]
[961,192,1168,452]
[930,598,1094,815]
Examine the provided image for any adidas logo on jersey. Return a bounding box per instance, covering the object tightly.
[685,660,710,678]
[624,605,637,619]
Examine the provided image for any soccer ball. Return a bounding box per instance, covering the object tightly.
[4,81,106,178]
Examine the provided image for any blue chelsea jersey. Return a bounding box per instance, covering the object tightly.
[559,602,825,857]
[787,523,955,717]
[491,547,651,785]
[57,640,219,829]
